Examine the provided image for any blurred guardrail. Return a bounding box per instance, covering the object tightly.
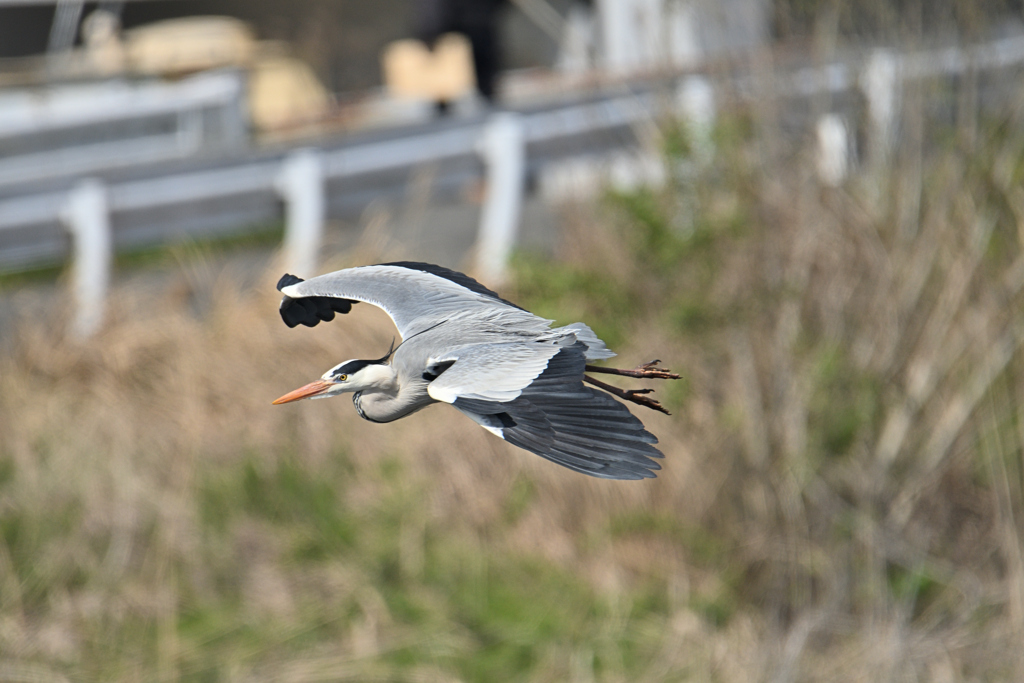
[3,32,1024,337]
[0,92,650,336]
[0,70,247,187]
[0,91,649,271]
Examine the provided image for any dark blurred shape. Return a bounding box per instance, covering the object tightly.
[415,0,506,103]
[0,5,57,58]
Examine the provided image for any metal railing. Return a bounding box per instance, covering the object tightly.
[0,70,247,187]
[0,90,653,272]
[3,32,1024,337]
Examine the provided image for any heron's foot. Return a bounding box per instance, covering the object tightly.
[584,375,671,415]
[585,359,681,381]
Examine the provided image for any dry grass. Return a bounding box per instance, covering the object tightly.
[2,95,1024,682]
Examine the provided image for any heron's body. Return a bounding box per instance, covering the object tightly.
[273,262,673,480]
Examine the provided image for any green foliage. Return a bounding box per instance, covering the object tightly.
[200,455,357,560]
[886,563,944,620]
[808,345,881,459]
[0,495,87,612]
[690,589,737,630]
[668,297,725,335]
[608,512,727,568]
[50,448,690,682]
[510,253,634,349]
[437,553,598,679]
[607,186,724,273]
[504,475,535,523]
[0,454,14,486]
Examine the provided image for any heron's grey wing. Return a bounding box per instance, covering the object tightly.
[450,341,664,480]
[277,262,536,338]
[425,339,568,403]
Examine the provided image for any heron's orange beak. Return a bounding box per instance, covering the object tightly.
[272,379,334,405]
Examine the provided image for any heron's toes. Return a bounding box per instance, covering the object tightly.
[632,359,682,380]
[624,391,671,415]
[584,375,673,415]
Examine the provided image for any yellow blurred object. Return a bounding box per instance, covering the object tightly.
[115,16,333,131]
[81,9,126,75]
[382,33,476,101]
[249,54,333,131]
[125,16,256,75]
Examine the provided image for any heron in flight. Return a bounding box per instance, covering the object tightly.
[272,262,678,480]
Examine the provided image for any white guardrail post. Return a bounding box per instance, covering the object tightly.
[861,49,900,163]
[475,112,526,288]
[61,178,112,339]
[276,148,325,277]
[677,75,716,163]
[816,114,850,187]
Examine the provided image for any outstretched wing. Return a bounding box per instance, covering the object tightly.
[426,339,569,403]
[277,262,532,338]
[450,342,664,480]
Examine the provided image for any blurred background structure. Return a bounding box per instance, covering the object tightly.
[3,0,1024,681]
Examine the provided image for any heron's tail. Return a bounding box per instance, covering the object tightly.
[559,322,616,360]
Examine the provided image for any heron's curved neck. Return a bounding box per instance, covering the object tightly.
[351,366,428,423]
[354,363,398,391]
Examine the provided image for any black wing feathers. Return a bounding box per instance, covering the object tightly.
[276,273,304,290]
[455,342,664,480]
[276,273,357,328]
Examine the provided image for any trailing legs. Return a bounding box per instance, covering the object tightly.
[584,360,680,415]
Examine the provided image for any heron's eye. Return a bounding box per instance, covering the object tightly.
[338,374,348,381]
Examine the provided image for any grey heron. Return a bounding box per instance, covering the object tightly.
[272,262,678,480]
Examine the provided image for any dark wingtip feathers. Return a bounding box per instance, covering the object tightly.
[277,273,357,328]
[277,273,304,291]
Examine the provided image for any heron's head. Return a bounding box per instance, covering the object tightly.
[273,343,396,405]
